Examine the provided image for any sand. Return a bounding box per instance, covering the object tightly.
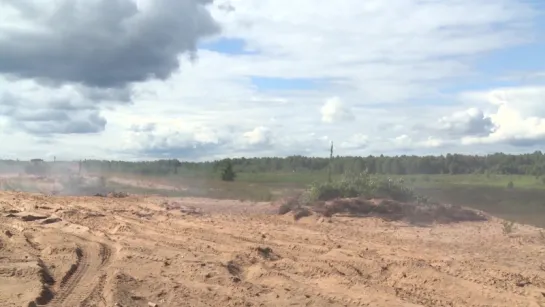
[1,191,545,307]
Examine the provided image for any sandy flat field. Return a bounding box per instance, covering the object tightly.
[1,191,545,307]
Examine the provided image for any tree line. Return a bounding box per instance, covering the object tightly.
[3,151,545,176]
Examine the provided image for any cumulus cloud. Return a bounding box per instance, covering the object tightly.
[4,109,106,135]
[320,97,354,123]
[123,120,278,159]
[0,0,220,88]
[124,123,229,159]
[460,86,545,146]
[0,0,220,137]
[243,126,272,146]
[437,107,496,137]
[0,78,112,135]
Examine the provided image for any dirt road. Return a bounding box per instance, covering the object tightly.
[1,191,545,306]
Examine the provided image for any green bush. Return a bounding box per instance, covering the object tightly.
[221,161,236,181]
[304,171,418,202]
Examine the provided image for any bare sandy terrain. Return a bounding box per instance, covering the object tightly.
[1,191,545,307]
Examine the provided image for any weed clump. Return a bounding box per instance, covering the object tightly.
[502,220,516,235]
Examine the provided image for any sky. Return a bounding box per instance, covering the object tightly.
[0,0,545,161]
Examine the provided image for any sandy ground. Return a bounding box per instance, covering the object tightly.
[1,192,545,307]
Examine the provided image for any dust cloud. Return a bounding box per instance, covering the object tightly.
[0,160,111,196]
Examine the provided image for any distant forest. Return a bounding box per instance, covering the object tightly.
[3,151,545,176]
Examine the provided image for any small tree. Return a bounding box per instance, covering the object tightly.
[172,159,182,174]
[328,141,334,183]
[221,161,236,181]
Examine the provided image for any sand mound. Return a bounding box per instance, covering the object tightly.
[279,197,487,225]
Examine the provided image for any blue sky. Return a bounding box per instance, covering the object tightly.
[201,25,545,93]
[200,38,330,91]
[199,37,257,55]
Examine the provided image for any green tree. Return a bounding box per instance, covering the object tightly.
[221,161,236,181]
[328,142,334,183]
[171,159,182,174]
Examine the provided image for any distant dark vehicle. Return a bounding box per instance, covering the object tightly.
[25,159,49,176]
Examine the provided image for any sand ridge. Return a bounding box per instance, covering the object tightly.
[1,191,545,306]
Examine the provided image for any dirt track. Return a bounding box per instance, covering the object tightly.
[1,192,545,307]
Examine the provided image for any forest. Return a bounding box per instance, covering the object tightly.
[3,151,545,177]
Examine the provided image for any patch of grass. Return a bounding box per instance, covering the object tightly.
[414,185,545,228]
[399,174,545,190]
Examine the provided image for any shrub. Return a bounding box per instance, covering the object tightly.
[502,220,516,235]
[304,171,418,203]
[221,161,236,181]
[372,178,416,202]
[507,181,514,189]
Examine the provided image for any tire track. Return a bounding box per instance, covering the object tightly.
[79,243,113,306]
[48,244,89,306]
[80,273,107,307]
[46,239,114,307]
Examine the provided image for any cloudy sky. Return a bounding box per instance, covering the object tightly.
[0,0,544,161]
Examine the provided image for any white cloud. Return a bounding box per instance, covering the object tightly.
[243,126,271,145]
[320,97,355,123]
[460,86,545,146]
[385,134,446,152]
[207,0,536,103]
[436,107,495,137]
[340,134,368,150]
[422,136,444,148]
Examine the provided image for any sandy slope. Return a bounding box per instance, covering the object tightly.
[1,192,545,307]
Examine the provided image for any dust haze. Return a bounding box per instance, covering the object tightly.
[0,159,111,196]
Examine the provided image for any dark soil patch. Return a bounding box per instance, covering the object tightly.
[256,246,281,261]
[323,198,487,225]
[279,196,487,225]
